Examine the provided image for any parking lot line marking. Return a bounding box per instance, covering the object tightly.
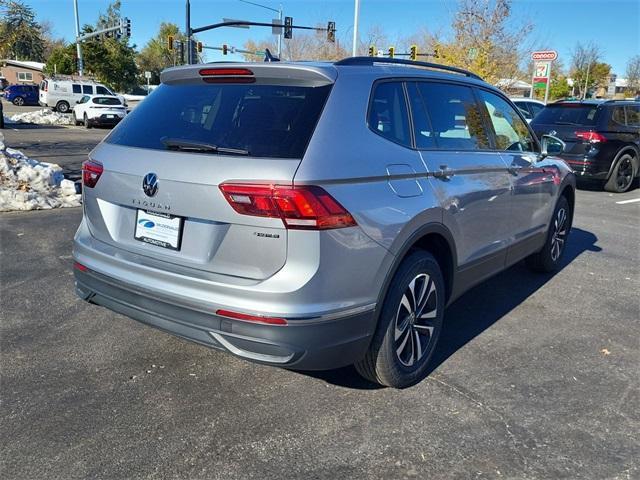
[615,198,640,205]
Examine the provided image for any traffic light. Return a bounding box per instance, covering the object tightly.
[284,16,293,39]
[123,17,131,37]
[388,46,395,58]
[327,21,335,43]
[177,41,184,64]
[368,45,375,57]
[410,44,417,61]
[222,44,228,55]
[167,35,174,50]
[434,46,440,58]
[197,41,203,53]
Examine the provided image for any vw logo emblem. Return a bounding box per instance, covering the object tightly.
[142,173,158,197]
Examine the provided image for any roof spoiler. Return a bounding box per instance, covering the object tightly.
[161,63,336,87]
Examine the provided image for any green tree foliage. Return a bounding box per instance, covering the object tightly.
[136,23,186,84]
[81,26,138,91]
[43,43,77,75]
[549,76,571,100]
[0,0,46,61]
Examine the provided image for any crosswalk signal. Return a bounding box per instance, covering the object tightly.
[327,21,335,43]
[388,46,395,58]
[284,16,293,39]
[410,44,418,61]
[222,44,228,55]
[368,45,375,57]
[197,41,203,53]
[167,35,174,50]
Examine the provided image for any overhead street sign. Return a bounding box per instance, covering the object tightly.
[531,50,558,61]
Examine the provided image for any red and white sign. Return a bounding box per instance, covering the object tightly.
[531,50,558,61]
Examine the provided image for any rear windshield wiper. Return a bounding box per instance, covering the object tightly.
[160,137,249,155]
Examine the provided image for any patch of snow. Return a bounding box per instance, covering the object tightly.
[9,109,73,126]
[0,132,81,212]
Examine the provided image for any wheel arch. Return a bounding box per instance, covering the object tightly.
[375,223,458,319]
[605,145,640,180]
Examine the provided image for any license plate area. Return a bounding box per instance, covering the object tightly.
[134,209,184,251]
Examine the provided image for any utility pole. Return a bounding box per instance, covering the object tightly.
[186,0,192,64]
[352,0,360,57]
[73,0,84,75]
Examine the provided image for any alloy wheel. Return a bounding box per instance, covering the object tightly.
[550,207,568,262]
[616,156,633,191]
[394,273,438,367]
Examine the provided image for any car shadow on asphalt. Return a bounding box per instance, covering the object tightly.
[299,227,601,390]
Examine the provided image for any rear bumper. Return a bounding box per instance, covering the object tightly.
[74,267,376,370]
[560,153,611,180]
[90,115,124,126]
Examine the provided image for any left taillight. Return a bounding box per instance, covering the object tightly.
[82,160,103,188]
[219,183,357,230]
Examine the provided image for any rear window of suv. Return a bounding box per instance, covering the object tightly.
[533,103,599,126]
[106,83,332,159]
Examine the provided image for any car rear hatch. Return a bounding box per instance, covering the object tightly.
[83,63,336,281]
[531,102,602,156]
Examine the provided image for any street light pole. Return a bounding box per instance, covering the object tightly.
[73,0,84,75]
[352,0,360,57]
[238,0,282,57]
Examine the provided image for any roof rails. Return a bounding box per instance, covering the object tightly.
[334,56,483,80]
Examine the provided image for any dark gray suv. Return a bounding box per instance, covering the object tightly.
[73,57,576,387]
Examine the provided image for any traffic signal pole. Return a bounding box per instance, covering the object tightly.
[186,0,192,64]
[73,0,84,75]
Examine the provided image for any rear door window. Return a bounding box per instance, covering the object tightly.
[625,105,640,127]
[106,83,332,159]
[612,107,626,125]
[368,81,411,147]
[415,82,490,150]
[82,85,93,94]
[533,104,599,126]
[72,84,81,94]
[406,82,436,149]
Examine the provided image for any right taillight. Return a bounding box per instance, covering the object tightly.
[82,160,103,188]
[219,183,357,230]
[575,131,606,143]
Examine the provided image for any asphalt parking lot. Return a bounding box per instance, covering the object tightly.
[1,125,639,479]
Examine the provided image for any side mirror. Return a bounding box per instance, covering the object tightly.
[540,134,565,159]
[76,100,80,104]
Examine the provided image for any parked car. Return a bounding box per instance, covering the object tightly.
[511,97,546,122]
[4,84,39,106]
[73,58,576,388]
[39,78,126,113]
[531,99,640,192]
[72,94,126,128]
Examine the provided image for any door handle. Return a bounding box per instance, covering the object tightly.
[433,164,455,180]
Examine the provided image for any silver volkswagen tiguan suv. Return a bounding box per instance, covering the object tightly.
[73,57,576,388]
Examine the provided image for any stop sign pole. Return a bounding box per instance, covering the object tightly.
[530,50,558,103]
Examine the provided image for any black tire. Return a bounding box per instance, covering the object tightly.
[12,96,24,106]
[604,152,637,193]
[526,195,572,273]
[84,114,92,129]
[72,112,80,126]
[355,250,445,388]
[56,101,70,114]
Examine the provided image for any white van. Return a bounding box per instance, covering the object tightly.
[39,78,126,113]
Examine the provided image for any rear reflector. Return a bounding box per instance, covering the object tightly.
[575,131,606,143]
[73,261,88,272]
[199,68,253,76]
[216,309,287,326]
[82,160,103,188]
[219,183,357,230]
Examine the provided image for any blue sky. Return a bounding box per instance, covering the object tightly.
[29,0,639,75]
